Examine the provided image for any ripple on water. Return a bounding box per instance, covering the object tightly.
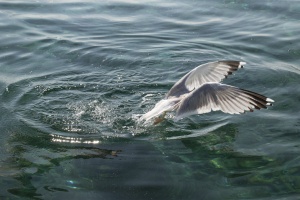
[3,80,136,138]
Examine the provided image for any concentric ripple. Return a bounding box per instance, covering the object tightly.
[2,70,145,139]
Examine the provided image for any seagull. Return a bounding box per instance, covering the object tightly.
[139,61,274,125]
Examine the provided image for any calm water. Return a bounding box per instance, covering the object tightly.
[0,0,300,199]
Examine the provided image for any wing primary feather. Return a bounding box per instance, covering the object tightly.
[236,90,268,109]
[224,94,242,114]
[239,88,268,101]
[217,93,235,114]
[224,92,249,113]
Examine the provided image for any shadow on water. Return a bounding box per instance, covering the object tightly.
[1,127,121,199]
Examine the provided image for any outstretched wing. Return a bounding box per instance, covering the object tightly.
[175,83,274,120]
[166,61,246,98]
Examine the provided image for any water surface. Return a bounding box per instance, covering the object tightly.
[0,0,300,199]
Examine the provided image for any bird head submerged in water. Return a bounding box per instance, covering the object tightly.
[139,60,274,125]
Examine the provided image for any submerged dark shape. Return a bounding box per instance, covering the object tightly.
[139,61,274,124]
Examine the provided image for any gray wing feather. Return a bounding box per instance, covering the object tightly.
[175,83,274,120]
[166,61,246,98]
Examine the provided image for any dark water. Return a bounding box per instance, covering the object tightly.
[0,0,300,199]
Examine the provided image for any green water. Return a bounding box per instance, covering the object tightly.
[0,0,300,199]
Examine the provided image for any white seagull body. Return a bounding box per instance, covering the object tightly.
[139,61,274,124]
